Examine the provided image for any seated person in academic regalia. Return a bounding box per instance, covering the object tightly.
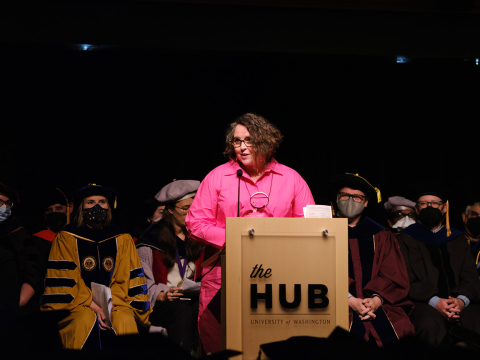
[396,183,480,348]
[384,196,417,234]
[331,173,415,347]
[33,188,72,242]
[0,182,46,319]
[461,198,480,270]
[31,188,73,277]
[40,184,152,350]
[136,180,203,354]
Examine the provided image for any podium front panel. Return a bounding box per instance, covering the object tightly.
[224,218,348,360]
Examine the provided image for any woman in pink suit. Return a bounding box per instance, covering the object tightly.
[185,113,315,354]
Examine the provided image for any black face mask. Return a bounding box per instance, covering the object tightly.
[84,204,108,224]
[418,207,443,227]
[466,217,480,238]
[45,212,67,232]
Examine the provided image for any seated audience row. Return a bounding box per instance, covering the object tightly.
[1,113,480,354]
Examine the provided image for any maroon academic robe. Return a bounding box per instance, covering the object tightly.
[348,217,415,346]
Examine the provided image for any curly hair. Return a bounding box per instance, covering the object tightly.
[223,113,283,165]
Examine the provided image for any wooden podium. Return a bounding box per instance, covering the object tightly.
[222,217,349,359]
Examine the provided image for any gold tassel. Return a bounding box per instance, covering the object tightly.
[446,200,451,237]
[345,173,381,203]
[330,202,335,216]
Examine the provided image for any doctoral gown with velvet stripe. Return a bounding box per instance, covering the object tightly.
[348,217,415,347]
[40,223,151,349]
[396,223,480,303]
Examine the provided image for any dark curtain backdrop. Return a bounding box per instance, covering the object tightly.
[1,45,479,234]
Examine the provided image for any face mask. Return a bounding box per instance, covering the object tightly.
[84,204,109,224]
[466,217,480,238]
[392,216,416,230]
[45,212,67,232]
[337,198,365,219]
[418,207,443,227]
[0,205,11,223]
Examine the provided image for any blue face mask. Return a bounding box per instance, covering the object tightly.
[0,204,12,223]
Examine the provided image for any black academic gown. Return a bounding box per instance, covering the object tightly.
[0,217,46,318]
[396,223,480,347]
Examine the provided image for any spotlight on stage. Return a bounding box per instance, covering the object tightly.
[79,44,95,51]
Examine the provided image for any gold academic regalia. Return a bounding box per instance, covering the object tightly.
[41,224,152,349]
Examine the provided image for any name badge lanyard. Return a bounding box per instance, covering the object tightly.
[175,250,188,279]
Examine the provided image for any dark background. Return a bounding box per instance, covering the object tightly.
[1,0,480,234]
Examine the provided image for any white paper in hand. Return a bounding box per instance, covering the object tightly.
[91,282,113,327]
[178,278,201,299]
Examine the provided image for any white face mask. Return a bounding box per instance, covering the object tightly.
[0,204,11,224]
[392,216,416,230]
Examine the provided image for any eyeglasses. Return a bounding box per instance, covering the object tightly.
[417,201,443,209]
[390,211,418,220]
[175,205,191,214]
[231,138,253,148]
[0,199,13,208]
[338,192,366,203]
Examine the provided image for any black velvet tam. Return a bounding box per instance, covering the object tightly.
[409,182,450,203]
[39,188,69,210]
[330,173,378,202]
[0,182,19,203]
[72,184,117,213]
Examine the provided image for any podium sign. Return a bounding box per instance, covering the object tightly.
[223,218,349,359]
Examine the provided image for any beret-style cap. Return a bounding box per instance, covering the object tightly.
[155,180,200,203]
[384,196,416,212]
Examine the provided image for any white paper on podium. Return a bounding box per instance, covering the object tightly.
[91,282,113,327]
[303,205,333,218]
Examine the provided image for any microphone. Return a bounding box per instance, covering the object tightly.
[237,169,243,217]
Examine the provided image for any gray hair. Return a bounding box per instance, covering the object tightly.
[465,202,480,215]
